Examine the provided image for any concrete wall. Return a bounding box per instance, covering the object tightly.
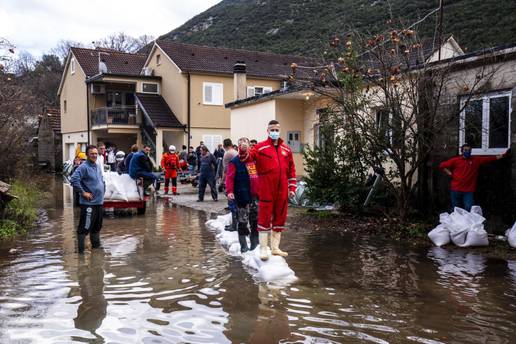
[60,53,87,135]
[230,100,276,142]
[276,99,305,173]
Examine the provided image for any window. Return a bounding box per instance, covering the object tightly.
[70,57,76,75]
[156,54,161,65]
[314,108,333,148]
[287,131,302,153]
[460,91,511,154]
[247,86,273,97]
[63,100,67,113]
[202,134,223,153]
[376,108,402,149]
[203,82,224,105]
[142,83,159,94]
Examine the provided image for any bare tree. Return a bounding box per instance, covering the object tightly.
[94,32,154,53]
[50,39,84,62]
[294,25,499,221]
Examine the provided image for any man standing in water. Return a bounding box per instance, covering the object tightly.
[249,120,296,260]
[71,145,105,254]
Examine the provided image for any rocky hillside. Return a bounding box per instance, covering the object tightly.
[161,0,516,56]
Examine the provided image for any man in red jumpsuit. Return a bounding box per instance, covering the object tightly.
[249,120,296,261]
[161,145,180,195]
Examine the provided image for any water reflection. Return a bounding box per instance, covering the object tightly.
[0,178,515,343]
[74,252,107,339]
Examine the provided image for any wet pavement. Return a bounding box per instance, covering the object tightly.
[0,179,515,343]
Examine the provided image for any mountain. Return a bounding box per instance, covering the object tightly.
[161,0,516,56]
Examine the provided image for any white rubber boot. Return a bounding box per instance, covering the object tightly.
[259,232,270,261]
[271,231,288,257]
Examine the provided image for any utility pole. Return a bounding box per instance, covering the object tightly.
[438,0,444,61]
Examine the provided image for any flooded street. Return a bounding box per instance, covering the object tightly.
[0,180,515,343]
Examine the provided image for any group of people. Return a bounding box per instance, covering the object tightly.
[69,121,298,261]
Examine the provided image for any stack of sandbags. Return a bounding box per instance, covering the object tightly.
[428,207,489,247]
[506,223,516,248]
[205,214,297,285]
[103,172,141,201]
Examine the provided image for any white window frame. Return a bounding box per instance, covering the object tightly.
[459,90,512,155]
[141,82,159,94]
[203,82,224,106]
[247,86,273,97]
[287,130,302,153]
[70,57,76,75]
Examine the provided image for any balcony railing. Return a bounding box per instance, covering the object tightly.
[91,106,137,127]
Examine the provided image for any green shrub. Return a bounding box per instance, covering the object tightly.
[0,180,40,238]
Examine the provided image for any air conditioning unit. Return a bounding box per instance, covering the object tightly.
[142,67,153,76]
[90,84,106,94]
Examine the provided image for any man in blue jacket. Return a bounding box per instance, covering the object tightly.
[70,145,105,254]
[129,145,156,195]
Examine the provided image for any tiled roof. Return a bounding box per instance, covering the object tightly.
[135,93,184,128]
[155,40,317,79]
[44,106,61,134]
[70,47,147,77]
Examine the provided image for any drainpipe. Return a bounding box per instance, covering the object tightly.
[86,81,91,145]
[187,72,191,148]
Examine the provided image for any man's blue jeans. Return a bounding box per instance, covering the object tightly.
[450,191,474,212]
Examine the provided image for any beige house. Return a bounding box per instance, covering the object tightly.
[58,42,313,164]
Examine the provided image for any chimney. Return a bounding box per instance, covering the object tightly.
[233,61,247,100]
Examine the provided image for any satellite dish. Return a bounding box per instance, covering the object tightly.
[99,61,108,73]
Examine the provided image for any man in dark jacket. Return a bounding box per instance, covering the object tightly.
[70,145,105,254]
[123,144,139,174]
[197,145,218,202]
[195,141,204,171]
[186,146,197,175]
[129,145,156,195]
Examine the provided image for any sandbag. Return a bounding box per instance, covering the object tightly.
[506,223,516,248]
[428,224,450,247]
[430,207,489,247]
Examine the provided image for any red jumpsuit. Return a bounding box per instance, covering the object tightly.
[250,137,296,232]
[161,152,180,194]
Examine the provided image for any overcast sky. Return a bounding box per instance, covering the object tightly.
[0,0,221,58]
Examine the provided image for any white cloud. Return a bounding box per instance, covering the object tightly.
[0,0,221,57]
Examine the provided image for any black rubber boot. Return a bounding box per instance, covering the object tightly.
[90,232,102,249]
[77,234,86,254]
[239,235,249,253]
[250,230,259,250]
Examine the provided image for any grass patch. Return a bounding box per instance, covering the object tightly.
[0,180,40,239]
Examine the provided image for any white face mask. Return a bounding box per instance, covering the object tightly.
[269,131,280,140]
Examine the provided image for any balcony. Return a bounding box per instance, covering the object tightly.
[91,106,138,128]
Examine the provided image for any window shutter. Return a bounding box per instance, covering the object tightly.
[263,87,273,94]
[247,86,255,97]
[214,84,223,105]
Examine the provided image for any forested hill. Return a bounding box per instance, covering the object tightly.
[161,0,516,56]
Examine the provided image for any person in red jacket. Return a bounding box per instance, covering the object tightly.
[161,145,180,195]
[249,120,296,261]
[439,143,507,211]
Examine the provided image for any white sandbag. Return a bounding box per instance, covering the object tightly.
[428,224,450,247]
[205,213,297,285]
[463,224,489,247]
[506,223,516,248]
[432,207,489,247]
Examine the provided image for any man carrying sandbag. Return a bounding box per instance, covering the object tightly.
[439,143,508,211]
[70,145,105,254]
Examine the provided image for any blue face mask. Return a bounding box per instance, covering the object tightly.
[269,131,280,140]
[463,151,472,158]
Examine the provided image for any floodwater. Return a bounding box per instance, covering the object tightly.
[0,180,515,344]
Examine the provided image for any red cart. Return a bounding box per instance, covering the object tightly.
[103,196,149,214]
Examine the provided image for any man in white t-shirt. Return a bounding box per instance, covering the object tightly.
[96,141,106,172]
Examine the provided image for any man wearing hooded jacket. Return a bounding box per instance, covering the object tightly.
[249,120,296,261]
